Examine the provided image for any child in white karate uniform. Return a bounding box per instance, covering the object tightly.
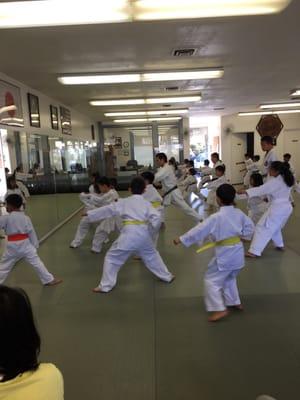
[178,168,198,200]
[247,173,269,224]
[0,194,62,286]
[5,176,26,208]
[86,177,174,293]
[154,153,202,222]
[174,184,254,322]
[206,165,227,209]
[141,171,163,247]
[237,153,254,187]
[239,161,295,257]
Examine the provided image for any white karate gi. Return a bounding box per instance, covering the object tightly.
[180,206,254,311]
[178,175,197,199]
[142,184,163,246]
[247,175,292,256]
[243,159,254,187]
[261,149,278,177]
[206,175,227,207]
[154,164,201,221]
[212,160,225,178]
[87,195,174,292]
[0,211,54,284]
[247,196,269,225]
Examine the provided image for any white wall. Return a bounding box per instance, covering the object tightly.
[0,71,97,141]
[221,113,300,180]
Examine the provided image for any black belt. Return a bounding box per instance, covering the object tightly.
[162,185,178,198]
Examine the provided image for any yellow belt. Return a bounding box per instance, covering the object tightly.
[196,236,241,254]
[151,201,162,208]
[123,220,147,226]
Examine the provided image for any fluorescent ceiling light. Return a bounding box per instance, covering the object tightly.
[114,117,182,123]
[291,90,300,97]
[58,69,223,85]
[133,0,291,20]
[239,109,300,116]
[90,96,201,106]
[260,102,300,109]
[105,109,188,117]
[0,0,130,28]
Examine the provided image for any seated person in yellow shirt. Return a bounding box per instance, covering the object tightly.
[0,285,64,400]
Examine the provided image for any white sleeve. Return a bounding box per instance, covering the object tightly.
[246,179,274,198]
[206,179,219,190]
[241,214,255,240]
[180,217,216,248]
[147,205,162,231]
[87,203,118,223]
[154,167,169,183]
[27,218,39,248]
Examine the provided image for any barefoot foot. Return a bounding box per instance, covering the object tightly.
[44,278,63,287]
[208,310,229,322]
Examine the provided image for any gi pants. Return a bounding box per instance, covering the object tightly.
[164,188,201,221]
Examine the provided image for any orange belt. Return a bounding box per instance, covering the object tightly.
[7,234,29,242]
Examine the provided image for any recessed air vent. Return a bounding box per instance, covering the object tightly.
[214,107,225,110]
[173,48,196,57]
[165,86,179,91]
[162,104,172,107]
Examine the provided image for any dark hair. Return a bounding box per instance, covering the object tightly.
[141,171,155,184]
[250,173,263,187]
[109,178,118,189]
[253,155,260,162]
[6,176,17,190]
[283,153,291,159]
[270,161,295,187]
[156,153,168,163]
[216,184,236,205]
[5,194,23,209]
[184,159,189,164]
[216,165,225,174]
[168,158,178,170]
[211,152,220,160]
[189,168,197,176]
[204,159,210,166]
[95,176,111,187]
[187,160,194,168]
[5,168,10,173]
[261,136,273,145]
[244,153,251,158]
[130,176,146,194]
[91,172,100,179]
[0,286,40,381]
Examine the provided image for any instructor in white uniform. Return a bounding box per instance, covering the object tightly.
[260,136,278,178]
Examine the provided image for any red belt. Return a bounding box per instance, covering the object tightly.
[7,234,29,242]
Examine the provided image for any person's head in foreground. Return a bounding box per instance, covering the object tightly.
[216,184,236,207]
[130,176,146,195]
[260,135,274,151]
[215,164,225,177]
[250,173,264,188]
[155,153,167,167]
[141,171,155,185]
[269,161,294,187]
[95,176,111,194]
[211,152,220,164]
[5,194,23,213]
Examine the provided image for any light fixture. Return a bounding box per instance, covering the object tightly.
[291,89,300,97]
[239,109,300,116]
[90,96,201,106]
[114,117,182,123]
[0,0,290,28]
[105,109,188,117]
[260,102,300,109]
[58,69,223,85]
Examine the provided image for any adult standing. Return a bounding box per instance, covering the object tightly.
[260,136,278,178]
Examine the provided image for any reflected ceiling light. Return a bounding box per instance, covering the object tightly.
[105,109,188,117]
[239,109,300,116]
[260,102,300,109]
[133,0,291,20]
[58,69,223,85]
[114,117,182,123]
[91,96,200,106]
[0,0,130,28]
[291,89,300,97]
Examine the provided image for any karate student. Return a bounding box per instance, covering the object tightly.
[0,194,62,286]
[211,152,224,178]
[239,161,294,257]
[141,171,163,247]
[237,153,254,187]
[260,136,278,178]
[70,176,119,251]
[247,173,268,224]
[206,165,227,209]
[85,177,174,293]
[5,176,26,206]
[174,184,254,322]
[178,168,198,199]
[154,153,202,222]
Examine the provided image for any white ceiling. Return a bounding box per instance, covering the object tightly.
[0,0,299,122]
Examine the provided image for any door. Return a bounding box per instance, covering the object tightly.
[283,130,300,179]
[231,133,247,184]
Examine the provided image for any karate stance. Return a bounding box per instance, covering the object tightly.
[86,177,174,293]
[260,136,278,178]
[154,153,202,222]
[247,173,269,224]
[0,194,62,286]
[174,184,254,322]
[239,161,294,257]
[205,164,227,209]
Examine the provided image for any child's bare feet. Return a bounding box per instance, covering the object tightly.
[208,310,229,322]
[133,256,141,260]
[245,251,258,258]
[92,287,105,293]
[227,304,244,311]
[44,278,63,286]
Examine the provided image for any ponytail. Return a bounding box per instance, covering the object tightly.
[270,161,295,187]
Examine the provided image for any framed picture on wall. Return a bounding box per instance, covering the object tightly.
[0,80,24,127]
[60,106,72,135]
[50,105,59,130]
[27,93,41,128]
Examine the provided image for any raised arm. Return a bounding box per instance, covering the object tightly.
[179,217,215,248]
[246,178,274,198]
[86,202,118,223]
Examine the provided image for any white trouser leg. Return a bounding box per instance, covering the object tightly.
[99,241,132,292]
[0,248,20,284]
[223,270,241,306]
[204,261,230,312]
[160,207,166,223]
[248,223,273,256]
[271,229,284,248]
[138,246,173,282]
[23,244,54,284]
[171,190,202,221]
[71,217,91,247]
[92,224,109,253]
